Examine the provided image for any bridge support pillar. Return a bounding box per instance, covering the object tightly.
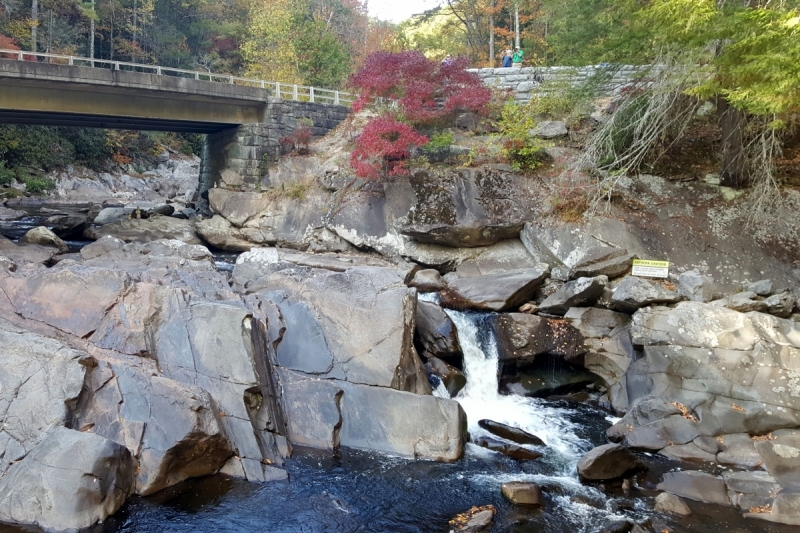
[198,99,350,196]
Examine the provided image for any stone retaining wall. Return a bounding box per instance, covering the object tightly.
[469,65,647,102]
[199,98,350,193]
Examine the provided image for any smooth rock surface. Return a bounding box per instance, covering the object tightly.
[492,313,586,368]
[20,226,68,253]
[576,443,646,482]
[612,276,682,313]
[416,299,462,359]
[440,267,549,312]
[656,471,730,506]
[654,492,692,516]
[538,275,607,315]
[502,481,543,506]
[478,419,545,446]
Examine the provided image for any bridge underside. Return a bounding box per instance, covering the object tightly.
[0,109,232,133]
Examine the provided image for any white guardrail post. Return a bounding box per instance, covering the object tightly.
[0,49,350,107]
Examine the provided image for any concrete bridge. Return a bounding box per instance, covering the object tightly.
[0,50,352,192]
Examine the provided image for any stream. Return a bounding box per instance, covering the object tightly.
[0,212,793,533]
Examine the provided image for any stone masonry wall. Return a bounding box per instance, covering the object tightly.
[469,65,646,102]
[199,98,350,194]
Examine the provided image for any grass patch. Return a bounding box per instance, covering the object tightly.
[23,177,56,195]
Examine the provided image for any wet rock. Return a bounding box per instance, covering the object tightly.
[478,420,545,446]
[85,216,202,245]
[711,291,768,313]
[409,268,445,292]
[765,291,796,318]
[570,247,633,279]
[449,505,496,533]
[0,427,135,532]
[754,430,800,491]
[0,206,25,221]
[20,226,68,253]
[656,471,731,506]
[472,435,543,460]
[678,269,715,302]
[501,481,543,506]
[416,299,462,359]
[596,520,633,533]
[612,276,682,312]
[716,433,761,469]
[538,275,608,315]
[440,267,549,312]
[500,357,600,398]
[654,493,692,516]
[424,356,467,397]
[576,443,646,482]
[723,470,781,511]
[748,491,800,525]
[492,313,586,367]
[0,319,88,476]
[529,120,568,139]
[747,279,774,296]
[658,442,716,463]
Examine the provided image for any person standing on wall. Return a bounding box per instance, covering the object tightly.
[502,49,512,68]
[512,47,524,68]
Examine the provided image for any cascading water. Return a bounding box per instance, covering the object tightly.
[428,293,644,530]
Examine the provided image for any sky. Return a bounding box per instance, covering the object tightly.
[367,0,441,23]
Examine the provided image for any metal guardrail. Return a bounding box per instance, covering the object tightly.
[0,49,354,106]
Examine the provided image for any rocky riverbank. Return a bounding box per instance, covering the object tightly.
[1,123,799,532]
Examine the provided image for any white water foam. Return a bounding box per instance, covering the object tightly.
[446,309,590,473]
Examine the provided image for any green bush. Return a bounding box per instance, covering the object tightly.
[23,177,56,195]
[0,125,74,171]
[498,102,548,172]
[60,128,112,170]
[0,161,13,186]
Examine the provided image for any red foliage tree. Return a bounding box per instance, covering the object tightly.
[348,51,491,178]
[349,115,429,179]
[0,35,20,59]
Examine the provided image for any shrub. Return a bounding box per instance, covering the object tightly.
[421,130,454,162]
[0,126,74,171]
[0,161,13,186]
[23,177,56,195]
[279,119,314,155]
[60,128,112,170]
[549,187,589,222]
[498,102,547,172]
[350,115,429,179]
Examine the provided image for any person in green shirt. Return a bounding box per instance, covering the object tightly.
[512,47,524,68]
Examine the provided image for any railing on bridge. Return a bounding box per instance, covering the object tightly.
[0,49,354,107]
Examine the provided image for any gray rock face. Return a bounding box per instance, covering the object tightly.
[611,276,682,312]
[610,302,800,463]
[724,470,781,511]
[654,493,692,516]
[0,206,25,221]
[656,471,730,506]
[416,299,462,359]
[754,430,800,492]
[440,267,549,312]
[538,275,608,315]
[678,269,715,302]
[80,234,125,259]
[408,268,445,292]
[399,168,533,248]
[234,253,428,393]
[0,233,55,265]
[571,247,633,279]
[576,443,646,482]
[748,279,774,296]
[752,492,800,525]
[85,216,202,245]
[766,291,796,318]
[0,319,87,476]
[20,226,68,253]
[93,207,136,226]
[529,120,568,139]
[712,291,768,313]
[0,427,135,532]
[493,313,586,368]
[502,481,543,506]
[195,215,257,252]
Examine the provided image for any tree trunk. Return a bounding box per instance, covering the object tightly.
[90,0,95,63]
[717,97,748,188]
[488,1,494,67]
[514,4,520,49]
[31,0,38,53]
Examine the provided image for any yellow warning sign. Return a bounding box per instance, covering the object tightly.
[631,259,670,278]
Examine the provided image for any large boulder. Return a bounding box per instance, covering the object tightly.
[0,233,55,265]
[678,269,715,303]
[195,215,258,252]
[234,252,429,394]
[656,471,730,506]
[19,226,68,253]
[538,275,608,315]
[84,216,202,245]
[0,319,88,476]
[478,419,544,446]
[576,443,646,482]
[501,481,544,506]
[424,356,467,397]
[0,427,135,532]
[529,120,568,139]
[398,168,534,248]
[440,267,549,312]
[611,276,682,313]
[754,430,800,492]
[492,313,586,368]
[416,299,462,359]
[570,247,633,279]
[654,493,692,516]
[609,303,800,461]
